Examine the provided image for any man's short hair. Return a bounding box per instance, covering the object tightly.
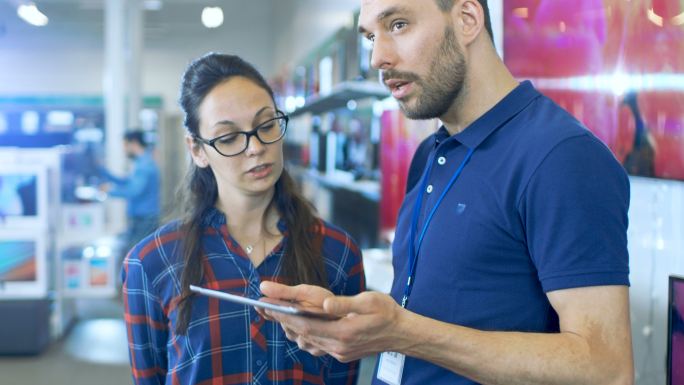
[435,0,493,43]
[124,130,147,147]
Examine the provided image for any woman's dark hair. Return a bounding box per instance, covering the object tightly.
[175,52,328,334]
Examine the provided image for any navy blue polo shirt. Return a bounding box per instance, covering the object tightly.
[372,81,630,385]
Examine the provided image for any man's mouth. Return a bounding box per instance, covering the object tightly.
[385,79,414,99]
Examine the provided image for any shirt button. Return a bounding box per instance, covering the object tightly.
[256,360,263,366]
[437,156,446,165]
[426,185,433,194]
[254,315,261,322]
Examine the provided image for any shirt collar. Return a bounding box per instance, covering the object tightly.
[434,80,540,149]
[201,206,287,232]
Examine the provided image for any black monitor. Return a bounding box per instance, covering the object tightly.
[668,275,684,385]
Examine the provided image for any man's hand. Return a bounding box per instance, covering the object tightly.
[259,281,407,362]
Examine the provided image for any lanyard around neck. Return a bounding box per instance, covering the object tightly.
[402,147,475,308]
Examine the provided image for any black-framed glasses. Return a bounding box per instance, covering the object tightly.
[195,112,289,157]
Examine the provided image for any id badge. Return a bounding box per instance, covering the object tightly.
[377,351,405,385]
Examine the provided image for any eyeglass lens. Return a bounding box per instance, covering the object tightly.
[213,116,286,156]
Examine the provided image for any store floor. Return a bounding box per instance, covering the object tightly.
[0,297,377,385]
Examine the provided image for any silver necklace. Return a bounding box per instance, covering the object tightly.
[245,244,254,254]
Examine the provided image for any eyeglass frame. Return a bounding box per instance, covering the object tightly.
[193,111,289,157]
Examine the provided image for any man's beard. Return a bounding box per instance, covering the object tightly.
[384,26,466,120]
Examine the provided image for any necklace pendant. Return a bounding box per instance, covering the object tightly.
[245,244,254,254]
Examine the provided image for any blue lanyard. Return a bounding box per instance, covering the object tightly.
[401,148,475,308]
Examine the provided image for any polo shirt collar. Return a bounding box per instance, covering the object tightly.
[435,80,540,149]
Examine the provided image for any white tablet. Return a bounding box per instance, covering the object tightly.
[189,285,339,320]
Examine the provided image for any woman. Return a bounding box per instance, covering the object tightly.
[122,53,365,385]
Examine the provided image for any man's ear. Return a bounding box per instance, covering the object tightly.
[453,0,486,46]
[185,134,209,168]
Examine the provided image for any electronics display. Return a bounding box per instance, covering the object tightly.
[668,275,684,385]
[60,241,118,297]
[0,107,104,148]
[504,0,684,180]
[0,231,47,299]
[0,163,48,229]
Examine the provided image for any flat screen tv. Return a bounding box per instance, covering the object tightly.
[0,231,47,299]
[0,163,48,229]
[668,275,684,385]
[504,0,684,180]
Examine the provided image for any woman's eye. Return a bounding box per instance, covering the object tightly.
[258,122,276,131]
[218,134,238,144]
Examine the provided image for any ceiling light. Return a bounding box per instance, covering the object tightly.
[17,3,49,27]
[143,0,163,11]
[201,6,223,29]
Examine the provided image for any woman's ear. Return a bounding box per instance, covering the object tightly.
[185,134,209,168]
[453,0,486,46]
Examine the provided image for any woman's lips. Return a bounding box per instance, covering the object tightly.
[247,163,273,178]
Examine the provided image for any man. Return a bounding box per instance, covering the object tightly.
[260,1,634,384]
[100,130,160,252]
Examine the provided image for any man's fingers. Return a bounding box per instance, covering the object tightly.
[323,291,377,316]
[260,281,300,301]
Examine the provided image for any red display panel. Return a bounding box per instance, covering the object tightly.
[504,0,684,179]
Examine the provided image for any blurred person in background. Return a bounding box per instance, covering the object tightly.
[121,53,365,385]
[99,130,161,253]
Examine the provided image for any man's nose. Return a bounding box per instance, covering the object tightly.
[370,35,396,70]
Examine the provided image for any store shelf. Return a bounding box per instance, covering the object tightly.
[290,80,389,117]
[302,168,381,202]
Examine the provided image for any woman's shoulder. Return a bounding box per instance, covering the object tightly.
[317,220,361,256]
[125,219,185,275]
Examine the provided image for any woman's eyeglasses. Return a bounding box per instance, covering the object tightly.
[194,112,289,157]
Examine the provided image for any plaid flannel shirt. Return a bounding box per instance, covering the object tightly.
[123,208,366,385]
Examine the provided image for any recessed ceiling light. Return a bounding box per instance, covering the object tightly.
[201,6,224,29]
[144,0,163,11]
[17,3,49,27]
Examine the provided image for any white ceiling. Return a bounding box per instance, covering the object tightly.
[0,0,277,51]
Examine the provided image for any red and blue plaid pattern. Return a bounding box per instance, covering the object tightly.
[122,208,365,385]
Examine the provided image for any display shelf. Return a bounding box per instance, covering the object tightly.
[299,167,380,202]
[290,80,389,117]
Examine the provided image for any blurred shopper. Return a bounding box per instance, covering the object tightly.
[121,53,365,385]
[259,1,634,384]
[99,130,160,252]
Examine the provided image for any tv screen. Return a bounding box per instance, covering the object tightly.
[669,275,684,385]
[0,240,36,282]
[0,174,37,217]
[0,164,48,229]
[0,231,47,299]
[504,0,684,180]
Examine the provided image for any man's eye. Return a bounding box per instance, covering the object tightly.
[391,21,407,32]
[366,34,375,42]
